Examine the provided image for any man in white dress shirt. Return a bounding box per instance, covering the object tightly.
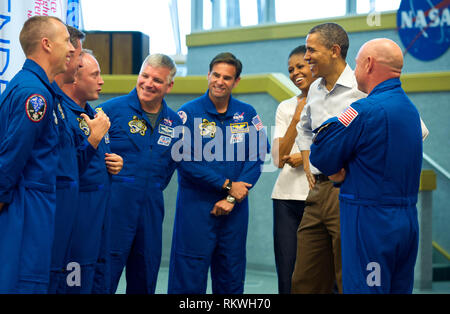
[291,23,366,294]
[291,24,429,294]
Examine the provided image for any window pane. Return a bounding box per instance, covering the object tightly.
[357,0,401,14]
[240,0,258,26]
[275,0,346,23]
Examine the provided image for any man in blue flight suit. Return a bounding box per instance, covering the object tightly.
[168,52,269,294]
[60,50,123,294]
[0,16,74,293]
[309,38,423,293]
[101,54,182,294]
[49,28,112,293]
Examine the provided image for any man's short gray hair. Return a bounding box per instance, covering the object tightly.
[140,53,177,83]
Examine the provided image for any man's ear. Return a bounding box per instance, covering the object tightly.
[331,44,342,59]
[367,56,375,74]
[232,76,241,89]
[42,37,51,53]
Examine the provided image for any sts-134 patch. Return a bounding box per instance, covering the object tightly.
[77,116,90,136]
[199,119,216,138]
[25,94,47,122]
[129,116,147,136]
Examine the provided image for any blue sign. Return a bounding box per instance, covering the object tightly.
[397,0,450,61]
[66,0,80,28]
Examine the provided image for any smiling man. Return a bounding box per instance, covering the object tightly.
[291,23,366,294]
[168,52,268,294]
[0,16,74,294]
[100,54,182,294]
[61,50,122,294]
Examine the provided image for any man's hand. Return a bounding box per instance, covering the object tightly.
[82,112,111,149]
[281,153,303,168]
[210,199,235,216]
[230,181,252,202]
[105,153,123,175]
[0,202,4,213]
[305,168,316,190]
[329,168,346,183]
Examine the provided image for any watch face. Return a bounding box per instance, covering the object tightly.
[226,195,236,203]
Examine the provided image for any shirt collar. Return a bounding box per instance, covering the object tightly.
[23,59,56,97]
[318,63,355,91]
[369,78,402,97]
[202,90,236,118]
[128,87,169,126]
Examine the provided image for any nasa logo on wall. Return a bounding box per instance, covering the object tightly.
[397,0,450,61]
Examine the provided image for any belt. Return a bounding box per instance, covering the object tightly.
[314,174,329,183]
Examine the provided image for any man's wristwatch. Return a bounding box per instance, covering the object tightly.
[223,180,232,193]
[226,195,236,204]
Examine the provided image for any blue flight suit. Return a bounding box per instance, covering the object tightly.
[101,88,182,294]
[48,83,97,293]
[309,78,422,294]
[63,97,112,294]
[0,59,59,293]
[168,91,268,294]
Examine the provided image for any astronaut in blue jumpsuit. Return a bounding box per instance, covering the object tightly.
[0,16,74,293]
[49,83,98,293]
[61,51,117,294]
[168,52,268,294]
[309,39,423,294]
[101,54,182,294]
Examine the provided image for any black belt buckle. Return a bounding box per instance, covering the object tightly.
[314,174,329,183]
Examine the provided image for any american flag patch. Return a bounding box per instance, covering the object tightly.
[338,106,358,127]
[251,115,264,131]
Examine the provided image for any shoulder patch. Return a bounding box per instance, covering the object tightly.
[25,94,47,122]
[178,111,187,124]
[251,114,264,131]
[338,106,358,127]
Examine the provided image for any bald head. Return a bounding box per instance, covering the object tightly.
[360,38,403,74]
[355,38,404,94]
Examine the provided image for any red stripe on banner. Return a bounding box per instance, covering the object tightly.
[338,106,358,127]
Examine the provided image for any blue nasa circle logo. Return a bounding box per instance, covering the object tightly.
[397,0,450,61]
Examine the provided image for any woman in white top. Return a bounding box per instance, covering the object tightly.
[271,45,316,294]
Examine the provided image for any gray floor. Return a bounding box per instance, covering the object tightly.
[115,266,450,294]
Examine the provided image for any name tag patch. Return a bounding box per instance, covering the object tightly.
[157,135,172,146]
[159,124,174,138]
[230,122,249,134]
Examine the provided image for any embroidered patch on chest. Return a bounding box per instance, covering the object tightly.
[338,106,358,127]
[77,117,90,136]
[233,112,244,122]
[25,94,47,122]
[159,124,174,138]
[230,133,244,144]
[199,119,216,138]
[128,116,147,136]
[178,111,187,124]
[230,122,249,133]
[157,135,172,146]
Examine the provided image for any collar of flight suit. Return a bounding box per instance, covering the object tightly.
[368,78,402,98]
[127,87,170,129]
[23,58,57,99]
[202,90,238,120]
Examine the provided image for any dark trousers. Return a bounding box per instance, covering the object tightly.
[273,199,305,294]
